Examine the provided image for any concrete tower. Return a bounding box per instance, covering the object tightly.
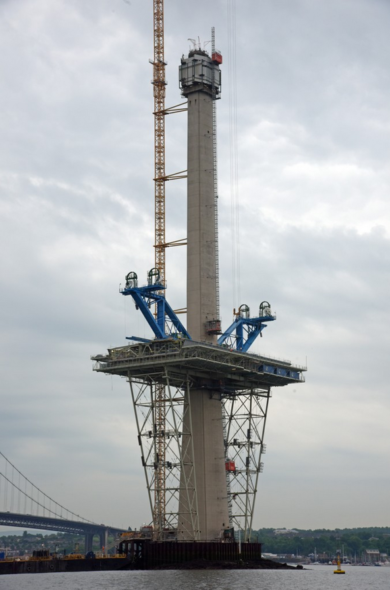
[180,48,221,341]
[92,42,306,552]
[177,48,229,541]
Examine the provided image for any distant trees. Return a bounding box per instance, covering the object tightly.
[254,527,390,558]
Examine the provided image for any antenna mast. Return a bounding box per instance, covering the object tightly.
[211,26,220,320]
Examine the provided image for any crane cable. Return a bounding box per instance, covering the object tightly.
[227,0,241,310]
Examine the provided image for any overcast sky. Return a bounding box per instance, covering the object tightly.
[1,0,390,534]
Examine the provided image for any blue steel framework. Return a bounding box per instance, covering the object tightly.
[121,269,275,355]
[121,270,190,343]
[217,302,275,353]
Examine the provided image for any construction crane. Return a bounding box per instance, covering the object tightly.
[153,0,166,283]
[150,0,189,540]
[152,0,166,539]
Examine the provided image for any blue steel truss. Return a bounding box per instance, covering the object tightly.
[121,271,275,353]
[217,314,275,353]
[121,281,191,342]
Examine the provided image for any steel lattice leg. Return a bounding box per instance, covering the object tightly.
[222,387,271,541]
[128,371,199,540]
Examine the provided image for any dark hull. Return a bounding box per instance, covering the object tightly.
[0,556,299,575]
[0,557,132,575]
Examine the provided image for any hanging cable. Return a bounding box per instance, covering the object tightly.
[17,470,21,513]
[0,471,67,520]
[0,450,95,523]
[10,465,15,513]
[4,460,8,511]
[227,0,241,310]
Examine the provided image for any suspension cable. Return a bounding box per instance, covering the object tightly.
[0,451,95,523]
[0,472,65,520]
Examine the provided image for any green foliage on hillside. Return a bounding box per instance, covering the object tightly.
[252,527,390,557]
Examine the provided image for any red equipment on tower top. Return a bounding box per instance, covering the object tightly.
[212,51,223,64]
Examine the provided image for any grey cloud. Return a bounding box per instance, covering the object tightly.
[0,0,389,530]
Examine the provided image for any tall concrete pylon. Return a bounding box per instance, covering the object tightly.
[177,48,229,541]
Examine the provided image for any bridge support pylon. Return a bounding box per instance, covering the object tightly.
[85,532,94,553]
[99,529,109,555]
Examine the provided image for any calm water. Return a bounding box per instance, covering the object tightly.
[0,565,389,590]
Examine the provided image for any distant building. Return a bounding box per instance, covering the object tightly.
[364,549,380,563]
[273,528,299,537]
[262,552,278,559]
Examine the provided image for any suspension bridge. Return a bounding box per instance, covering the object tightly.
[0,451,126,551]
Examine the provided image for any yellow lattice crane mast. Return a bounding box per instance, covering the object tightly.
[151,0,188,540]
[153,0,166,281]
[152,0,166,539]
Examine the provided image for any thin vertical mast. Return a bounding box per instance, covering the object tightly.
[211,27,220,321]
[153,0,166,538]
[153,0,166,285]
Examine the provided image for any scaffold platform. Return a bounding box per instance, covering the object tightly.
[91,338,306,391]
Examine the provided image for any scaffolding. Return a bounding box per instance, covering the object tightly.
[223,387,271,539]
[152,0,167,539]
[92,339,305,540]
[129,369,199,540]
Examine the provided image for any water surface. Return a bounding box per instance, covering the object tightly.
[1,564,389,590]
